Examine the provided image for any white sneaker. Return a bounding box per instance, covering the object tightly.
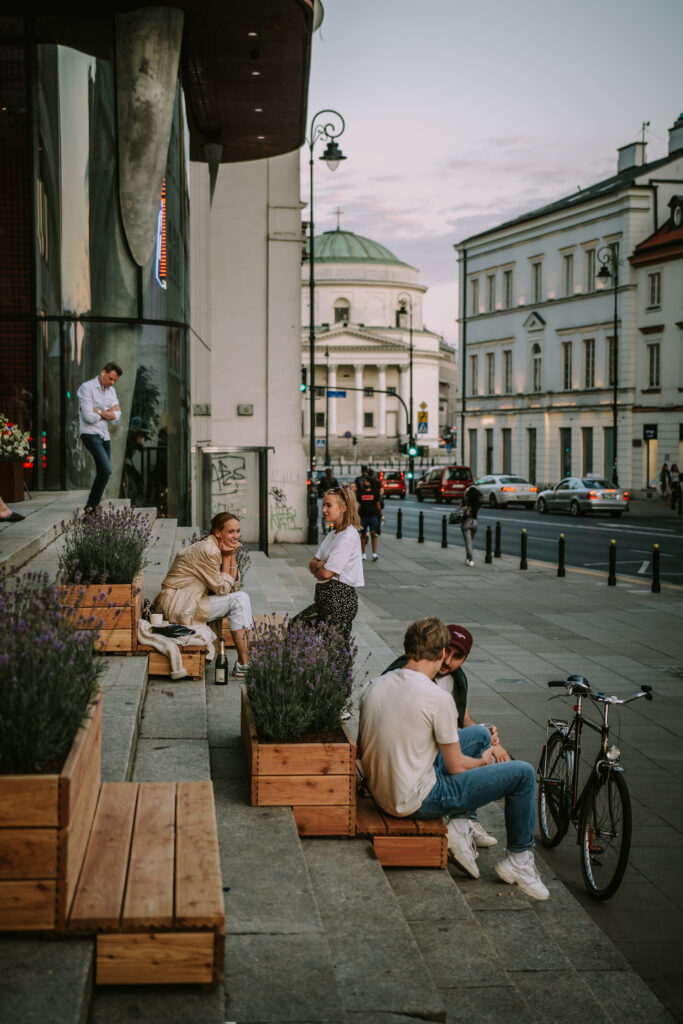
[470,819,498,848]
[466,559,474,567]
[446,819,479,879]
[232,661,249,678]
[362,553,367,560]
[372,554,378,561]
[493,852,550,900]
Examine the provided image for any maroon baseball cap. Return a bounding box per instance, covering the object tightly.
[447,624,473,658]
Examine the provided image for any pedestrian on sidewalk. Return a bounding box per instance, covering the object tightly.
[458,484,482,566]
[358,617,549,900]
[77,362,122,512]
[659,462,672,505]
[670,463,680,510]
[358,474,382,562]
[154,511,253,676]
[292,485,363,641]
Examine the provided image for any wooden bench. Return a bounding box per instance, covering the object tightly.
[355,770,447,868]
[67,780,224,986]
[137,646,206,680]
[223,612,285,646]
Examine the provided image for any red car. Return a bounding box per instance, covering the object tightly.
[378,470,406,499]
[416,465,473,503]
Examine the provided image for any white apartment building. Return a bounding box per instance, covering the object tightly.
[454,114,683,494]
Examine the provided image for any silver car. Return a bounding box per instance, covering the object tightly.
[536,477,629,517]
[474,475,539,509]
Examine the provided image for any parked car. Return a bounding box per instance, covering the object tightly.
[416,465,473,503]
[536,477,629,517]
[378,470,406,499]
[474,475,538,509]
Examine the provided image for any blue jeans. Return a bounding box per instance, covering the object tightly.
[81,434,112,509]
[415,743,536,852]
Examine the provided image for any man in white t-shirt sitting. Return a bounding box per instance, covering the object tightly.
[358,617,549,900]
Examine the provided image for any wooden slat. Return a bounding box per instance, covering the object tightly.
[60,693,102,826]
[0,777,59,827]
[381,812,419,836]
[58,750,102,929]
[94,629,135,652]
[96,932,215,985]
[141,648,205,679]
[68,783,138,931]
[122,784,175,930]
[373,836,446,868]
[354,795,389,836]
[255,775,351,807]
[175,782,224,929]
[0,879,56,930]
[64,606,132,629]
[240,685,257,786]
[257,741,353,776]
[0,829,58,880]
[293,805,354,836]
[58,576,142,607]
[415,818,447,836]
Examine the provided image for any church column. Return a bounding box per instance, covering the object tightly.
[377,365,387,435]
[399,365,409,435]
[354,364,364,435]
[328,364,338,435]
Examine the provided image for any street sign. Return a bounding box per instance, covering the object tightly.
[315,439,326,448]
[344,430,352,438]
[417,409,428,434]
[327,389,347,398]
[417,421,428,434]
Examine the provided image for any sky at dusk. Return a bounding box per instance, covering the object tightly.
[303,0,683,344]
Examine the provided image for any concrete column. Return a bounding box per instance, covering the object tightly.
[377,365,387,435]
[354,364,364,435]
[328,364,337,434]
[399,365,409,435]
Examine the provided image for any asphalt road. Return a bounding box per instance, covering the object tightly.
[377,497,683,584]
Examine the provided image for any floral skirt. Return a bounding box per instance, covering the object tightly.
[291,579,358,640]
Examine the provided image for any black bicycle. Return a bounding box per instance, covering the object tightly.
[537,674,653,900]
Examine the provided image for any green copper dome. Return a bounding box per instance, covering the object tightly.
[306,229,410,266]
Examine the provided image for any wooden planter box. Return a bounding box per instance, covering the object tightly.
[0,692,103,931]
[138,646,206,680]
[59,574,143,653]
[240,686,356,836]
[0,460,24,502]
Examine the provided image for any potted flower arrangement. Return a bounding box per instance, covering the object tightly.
[0,414,31,502]
[0,570,104,930]
[240,620,357,836]
[57,505,153,652]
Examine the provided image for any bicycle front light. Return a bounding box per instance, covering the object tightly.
[606,745,621,761]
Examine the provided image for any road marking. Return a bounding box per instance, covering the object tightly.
[637,561,649,575]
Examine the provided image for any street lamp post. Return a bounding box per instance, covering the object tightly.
[324,346,330,467]
[397,293,416,489]
[597,245,619,485]
[306,109,346,543]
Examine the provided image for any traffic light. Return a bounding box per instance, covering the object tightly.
[408,438,418,457]
[399,442,408,454]
[352,435,358,447]
[300,367,307,392]
[418,446,429,457]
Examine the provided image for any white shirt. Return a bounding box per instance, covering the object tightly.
[359,668,459,816]
[77,375,121,439]
[315,525,364,588]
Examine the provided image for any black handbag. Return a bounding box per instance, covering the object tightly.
[152,624,194,638]
[448,507,466,525]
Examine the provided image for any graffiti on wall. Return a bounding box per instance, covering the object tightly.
[269,485,302,532]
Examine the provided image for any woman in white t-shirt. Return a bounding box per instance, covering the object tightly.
[291,486,364,640]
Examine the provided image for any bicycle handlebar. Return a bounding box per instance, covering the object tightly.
[547,678,654,703]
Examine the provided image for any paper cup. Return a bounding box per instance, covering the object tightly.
[150,613,163,626]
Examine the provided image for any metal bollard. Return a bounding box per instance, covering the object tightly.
[396,507,403,540]
[441,515,448,549]
[485,525,492,564]
[520,528,528,570]
[418,510,424,544]
[607,539,616,586]
[494,520,501,558]
[558,534,565,577]
[652,543,661,593]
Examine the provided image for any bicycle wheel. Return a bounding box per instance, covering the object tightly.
[537,731,572,847]
[579,770,632,900]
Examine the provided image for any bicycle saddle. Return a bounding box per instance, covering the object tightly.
[566,674,590,692]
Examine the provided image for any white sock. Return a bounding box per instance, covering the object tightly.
[449,817,471,836]
[508,848,533,867]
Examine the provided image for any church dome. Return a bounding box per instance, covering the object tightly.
[307,229,410,266]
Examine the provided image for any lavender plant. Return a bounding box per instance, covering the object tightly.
[245,619,355,741]
[59,506,153,584]
[235,542,251,580]
[0,571,103,773]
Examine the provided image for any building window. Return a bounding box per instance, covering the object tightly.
[608,336,617,385]
[647,343,660,387]
[501,428,512,474]
[470,354,478,395]
[468,428,478,477]
[560,427,572,478]
[647,272,661,308]
[486,274,496,312]
[531,343,542,392]
[503,269,513,308]
[563,253,574,297]
[584,249,596,292]
[486,352,495,394]
[503,350,512,394]
[584,338,595,388]
[532,262,542,303]
[364,412,374,428]
[562,342,572,390]
[582,426,594,475]
[528,427,537,483]
[485,428,494,473]
[470,278,479,315]
[315,412,325,427]
[334,298,350,322]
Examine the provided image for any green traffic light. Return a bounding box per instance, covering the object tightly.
[408,447,417,457]
[406,471,414,479]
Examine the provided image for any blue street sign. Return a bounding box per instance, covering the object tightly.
[327,389,347,398]
[316,439,326,448]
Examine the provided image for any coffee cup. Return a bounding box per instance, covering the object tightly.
[150,613,163,626]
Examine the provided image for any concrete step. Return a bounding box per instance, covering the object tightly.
[0,490,89,573]
[303,838,446,1023]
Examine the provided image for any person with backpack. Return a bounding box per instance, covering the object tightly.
[459,484,482,566]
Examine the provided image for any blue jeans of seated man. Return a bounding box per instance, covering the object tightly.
[456,724,492,823]
[81,434,112,510]
[414,750,536,852]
